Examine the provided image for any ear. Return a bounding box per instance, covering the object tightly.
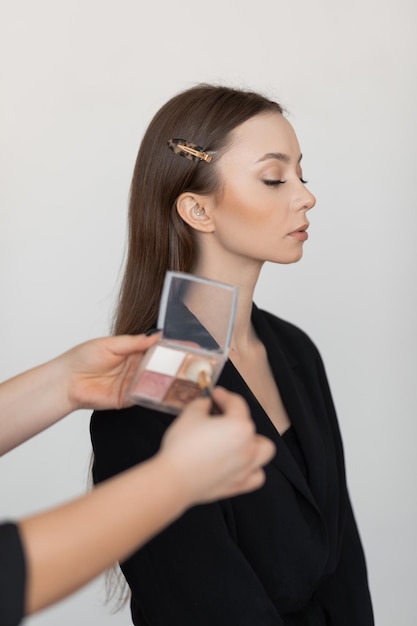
[176,193,215,233]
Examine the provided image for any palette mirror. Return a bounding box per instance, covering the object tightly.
[127,271,238,414]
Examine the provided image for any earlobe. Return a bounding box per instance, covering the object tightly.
[176,193,214,232]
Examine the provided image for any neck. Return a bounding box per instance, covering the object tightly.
[192,247,263,354]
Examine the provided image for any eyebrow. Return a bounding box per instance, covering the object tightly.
[256,152,303,164]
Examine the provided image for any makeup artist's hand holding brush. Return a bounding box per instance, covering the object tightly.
[17,388,274,618]
[1,333,275,623]
[160,387,275,501]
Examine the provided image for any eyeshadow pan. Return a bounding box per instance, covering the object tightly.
[129,370,173,401]
[145,345,186,376]
[177,354,217,382]
[163,378,201,409]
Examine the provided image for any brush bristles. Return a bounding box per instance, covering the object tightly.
[197,369,211,390]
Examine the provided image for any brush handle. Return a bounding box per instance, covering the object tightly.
[200,387,222,415]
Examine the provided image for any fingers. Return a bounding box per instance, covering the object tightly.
[253,434,276,468]
[160,387,276,505]
[220,435,275,496]
[222,468,267,498]
[210,386,251,419]
[107,333,161,356]
[174,396,213,421]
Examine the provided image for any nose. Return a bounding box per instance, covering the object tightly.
[298,185,316,212]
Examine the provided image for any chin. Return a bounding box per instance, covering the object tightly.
[269,250,304,265]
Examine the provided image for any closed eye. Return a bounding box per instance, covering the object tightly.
[263,178,308,186]
[263,179,287,187]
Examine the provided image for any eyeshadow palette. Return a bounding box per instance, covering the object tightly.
[129,345,224,411]
[127,271,238,414]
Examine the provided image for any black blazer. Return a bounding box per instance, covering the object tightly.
[91,305,374,626]
[0,522,26,626]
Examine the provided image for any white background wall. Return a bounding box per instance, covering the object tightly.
[1,0,416,624]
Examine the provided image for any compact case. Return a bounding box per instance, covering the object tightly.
[127,271,238,414]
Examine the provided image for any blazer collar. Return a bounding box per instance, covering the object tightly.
[225,303,327,514]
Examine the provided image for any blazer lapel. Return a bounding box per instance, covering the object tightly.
[220,357,320,508]
[250,304,328,513]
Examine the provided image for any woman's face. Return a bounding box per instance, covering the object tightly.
[208,112,316,265]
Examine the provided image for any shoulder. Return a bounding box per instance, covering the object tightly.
[90,404,174,446]
[253,305,322,365]
[90,405,175,482]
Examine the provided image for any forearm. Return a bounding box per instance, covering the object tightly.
[19,453,189,616]
[0,356,75,455]
[0,334,159,455]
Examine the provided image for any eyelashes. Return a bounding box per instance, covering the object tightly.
[263,177,308,187]
[263,179,286,186]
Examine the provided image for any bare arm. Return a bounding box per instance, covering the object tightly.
[19,389,275,616]
[0,334,159,455]
[0,334,274,616]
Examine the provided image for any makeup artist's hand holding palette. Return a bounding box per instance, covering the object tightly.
[126,271,238,414]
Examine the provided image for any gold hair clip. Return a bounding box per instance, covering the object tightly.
[167,138,213,163]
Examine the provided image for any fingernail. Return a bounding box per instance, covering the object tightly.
[145,327,162,336]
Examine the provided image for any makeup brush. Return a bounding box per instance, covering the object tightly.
[197,370,222,415]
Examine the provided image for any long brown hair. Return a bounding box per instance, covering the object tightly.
[114,84,283,334]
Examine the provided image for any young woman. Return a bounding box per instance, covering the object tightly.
[91,85,374,625]
[1,334,274,626]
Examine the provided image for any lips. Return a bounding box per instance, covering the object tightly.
[288,223,309,241]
